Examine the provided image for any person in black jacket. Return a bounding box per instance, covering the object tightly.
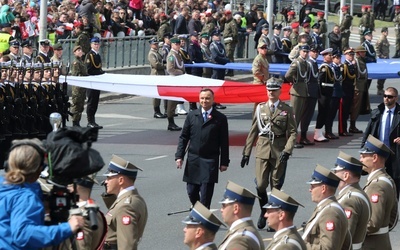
[175,88,229,209]
[85,37,104,129]
[328,25,341,52]
[362,86,400,199]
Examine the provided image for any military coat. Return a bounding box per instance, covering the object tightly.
[201,21,216,37]
[318,62,334,97]
[359,12,370,34]
[342,59,357,97]
[302,196,351,250]
[290,32,298,49]
[252,54,269,84]
[285,56,308,97]
[85,49,104,75]
[337,183,371,249]
[340,14,353,33]
[265,226,306,250]
[209,41,229,65]
[223,18,238,44]
[148,48,165,75]
[218,219,264,250]
[157,21,172,41]
[71,56,88,76]
[105,188,148,250]
[166,49,185,76]
[35,52,50,63]
[75,31,91,55]
[394,12,400,40]
[363,168,398,250]
[242,101,297,159]
[362,40,377,63]
[375,35,390,59]
[354,56,368,92]
[306,58,320,99]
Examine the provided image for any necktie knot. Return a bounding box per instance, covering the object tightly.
[270,104,275,114]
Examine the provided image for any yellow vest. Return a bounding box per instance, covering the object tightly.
[48,32,56,45]
[0,32,10,53]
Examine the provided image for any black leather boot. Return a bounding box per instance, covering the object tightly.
[167,117,182,131]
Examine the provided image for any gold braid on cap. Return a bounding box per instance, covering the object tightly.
[89,54,102,69]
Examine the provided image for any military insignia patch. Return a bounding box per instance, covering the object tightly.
[76,231,84,240]
[371,194,379,203]
[168,56,174,62]
[345,209,352,219]
[326,221,335,231]
[122,216,131,225]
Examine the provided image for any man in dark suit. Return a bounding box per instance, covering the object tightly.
[362,87,400,199]
[175,88,229,209]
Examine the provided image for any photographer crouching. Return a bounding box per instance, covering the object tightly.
[0,138,84,249]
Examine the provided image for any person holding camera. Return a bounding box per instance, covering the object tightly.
[0,138,84,249]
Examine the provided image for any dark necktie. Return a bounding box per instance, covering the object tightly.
[203,112,207,122]
[384,110,391,146]
[270,104,275,114]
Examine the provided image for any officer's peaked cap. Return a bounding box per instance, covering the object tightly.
[220,181,259,205]
[331,151,363,174]
[266,77,283,90]
[307,164,341,187]
[103,154,143,177]
[263,188,304,213]
[182,201,224,233]
[359,135,393,159]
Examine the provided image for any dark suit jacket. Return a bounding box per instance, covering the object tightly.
[362,103,400,179]
[175,109,229,184]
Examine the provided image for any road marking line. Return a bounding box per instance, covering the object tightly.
[146,155,168,161]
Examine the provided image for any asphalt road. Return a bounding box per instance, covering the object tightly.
[84,79,399,249]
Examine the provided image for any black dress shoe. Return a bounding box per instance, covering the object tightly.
[257,213,266,229]
[300,138,315,145]
[154,112,167,118]
[325,132,339,139]
[167,124,182,131]
[294,143,304,148]
[215,104,227,109]
[349,128,363,134]
[87,122,103,129]
[339,132,353,136]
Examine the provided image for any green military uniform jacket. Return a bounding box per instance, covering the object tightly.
[375,35,390,59]
[223,18,238,44]
[303,196,351,250]
[290,32,299,49]
[285,56,308,97]
[148,48,165,75]
[166,49,185,76]
[337,183,371,249]
[218,218,265,250]
[359,12,370,34]
[252,53,269,84]
[71,56,88,76]
[355,56,368,92]
[394,13,400,36]
[340,14,352,33]
[266,226,306,250]
[242,101,297,159]
[75,31,91,55]
[363,168,398,250]
[105,188,148,250]
[157,21,172,41]
[199,243,218,250]
[202,21,216,37]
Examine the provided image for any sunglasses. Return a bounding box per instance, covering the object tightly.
[383,94,396,99]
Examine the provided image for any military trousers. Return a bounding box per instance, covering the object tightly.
[290,95,307,130]
[350,90,364,122]
[70,86,86,122]
[301,97,318,136]
[316,95,332,129]
[338,92,354,134]
[255,156,286,193]
[86,89,100,122]
[166,100,178,118]
[341,32,350,51]
[225,42,236,62]
[325,96,340,133]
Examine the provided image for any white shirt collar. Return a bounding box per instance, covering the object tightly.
[118,185,135,198]
[230,217,252,230]
[195,242,214,250]
[201,107,213,115]
[273,225,295,239]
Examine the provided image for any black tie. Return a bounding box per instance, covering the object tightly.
[384,110,391,146]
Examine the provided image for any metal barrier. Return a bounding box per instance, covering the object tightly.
[59,34,258,69]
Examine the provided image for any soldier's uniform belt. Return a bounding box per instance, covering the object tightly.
[261,133,285,138]
[321,82,334,87]
[368,226,388,235]
[103,242,118,250]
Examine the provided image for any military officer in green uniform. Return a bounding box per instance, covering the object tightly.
[264,189,306,250]
[289,22,300,49]
[218,181,265,250]
[148,37,167,119]
[165,36,185,131]
[375,27,390,95]
[393,6,400,58]
[252,42,269,85]
[70,46,88,127]
[74,22,91,57]
[103,155,148,250]
[359,135,398,250]
[258,23,274,63]
[340,5,353,52]
[182,201,224,250]
[200,33,214,78]
[332,151,372,250]
[223,10,238,76]
[285,44,310,148]
[359,5,371,43]
[302,165,352,250]
[288,33,308,61]
[201,12,216,37]
[241,78,297,230]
